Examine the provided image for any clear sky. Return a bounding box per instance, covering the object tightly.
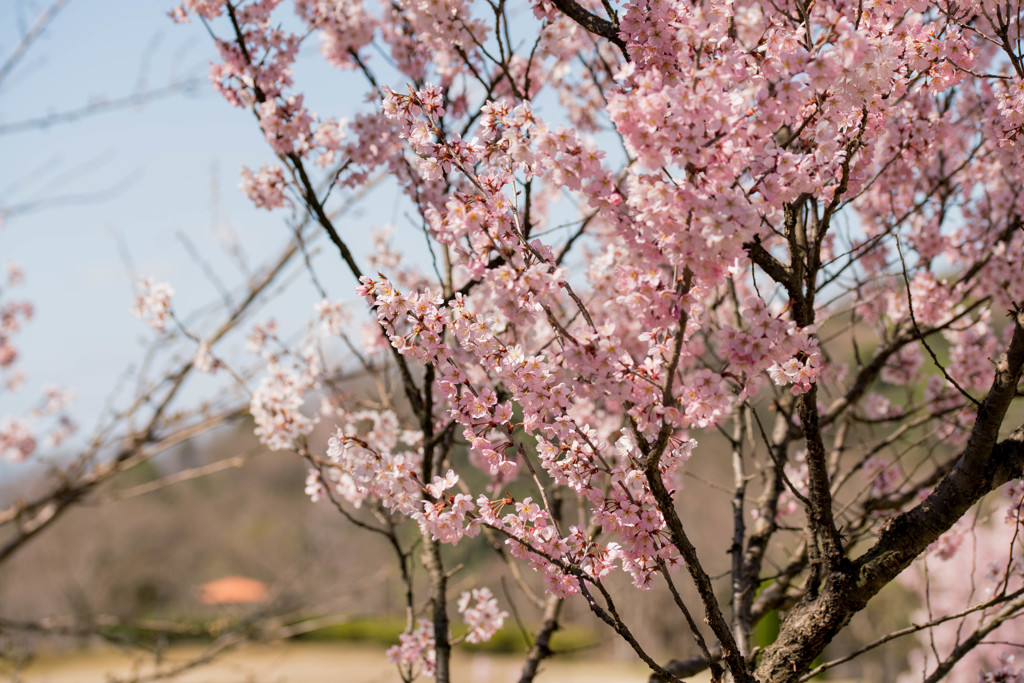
[0,0,395,468]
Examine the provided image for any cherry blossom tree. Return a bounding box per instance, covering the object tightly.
[10,0,1024,679]
[156,0,1024,680]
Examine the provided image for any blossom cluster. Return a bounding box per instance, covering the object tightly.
[239,165,288,210]
[250,350,320,451]
[0,271,32,377]
[979,657,1024,683]
[2,266,77,461]
[386,618,436,679]
[0,388,76,462]
[131,278,175,332]
[456,587,507,644]
[315,411,423,515]
[0,416,35,463]
[383,591,508,678]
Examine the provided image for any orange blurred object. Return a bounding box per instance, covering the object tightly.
[197,575,270,605]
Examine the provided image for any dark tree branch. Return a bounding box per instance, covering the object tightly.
[644,463,755,682]
[548,0,628,58]
[755,309,1024,681]
[517,594,563,683]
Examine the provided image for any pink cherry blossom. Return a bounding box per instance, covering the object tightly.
[131,278,174,332]
[240,165,288,210]
[456,587,507,644]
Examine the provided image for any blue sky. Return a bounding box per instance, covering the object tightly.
[0,0,393,462]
